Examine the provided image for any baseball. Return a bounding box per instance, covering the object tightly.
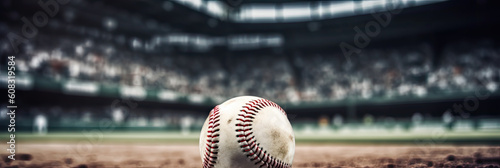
[199,96,295,168]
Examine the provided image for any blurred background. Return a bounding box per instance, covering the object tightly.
[0,0,500,167]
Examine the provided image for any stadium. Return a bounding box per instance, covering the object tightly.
[1,0,500,167]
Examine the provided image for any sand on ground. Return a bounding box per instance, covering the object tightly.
[1,143,500,168]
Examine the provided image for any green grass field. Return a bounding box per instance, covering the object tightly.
[3,130,500,145]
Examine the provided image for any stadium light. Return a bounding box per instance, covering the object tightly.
[249,5,277,21]
[328,1,355,16]
[175,0,203,9]
[282,2,311,22]
[206,1,226,18]
[174,0,448,23]
[361,0,387,13]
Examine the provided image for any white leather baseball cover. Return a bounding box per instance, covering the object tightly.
[199,96,295,168]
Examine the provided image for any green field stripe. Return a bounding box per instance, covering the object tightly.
[1,131,499,145]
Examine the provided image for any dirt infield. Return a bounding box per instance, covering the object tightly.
[1,144,499,168]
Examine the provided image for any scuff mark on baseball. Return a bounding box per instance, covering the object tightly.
[200,96,295,168]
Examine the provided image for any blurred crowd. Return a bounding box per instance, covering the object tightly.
[298,40,500,102]
[1,32,498,103]
[1,0,499,104]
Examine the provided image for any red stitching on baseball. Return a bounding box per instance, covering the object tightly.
[203,106,220,168]
[235,99,291,168]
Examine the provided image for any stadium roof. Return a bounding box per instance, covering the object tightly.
[173,0,448,23]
